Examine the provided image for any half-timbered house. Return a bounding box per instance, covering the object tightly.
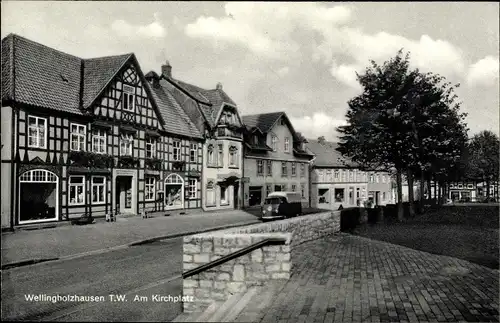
[1,34,203,228]
[146,62,245,211]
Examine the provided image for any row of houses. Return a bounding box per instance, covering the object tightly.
[0,34,392,228]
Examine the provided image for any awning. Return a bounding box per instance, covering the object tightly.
[145,129,161,137]
[92,120,112,130]
[120,125,138,135]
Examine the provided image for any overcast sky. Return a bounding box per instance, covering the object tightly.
[2,1,499,141]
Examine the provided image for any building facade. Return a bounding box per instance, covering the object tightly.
[148,62,245,211]
[1,34,203,228]
[307,139,392,210]
[241,112,313,207]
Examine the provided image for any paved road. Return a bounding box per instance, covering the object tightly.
[2,238,184,322]
[2,210,259,266]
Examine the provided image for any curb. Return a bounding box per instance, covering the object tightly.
[1,220,260,271]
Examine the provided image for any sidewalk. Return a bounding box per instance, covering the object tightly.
[1,210,259,267]
[236,234,499,323]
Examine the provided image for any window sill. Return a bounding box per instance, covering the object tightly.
[220,203,230,206]
[144,199,155,202]
[229,166,239,169]
[91,202,106,205]
[69,203,85,207]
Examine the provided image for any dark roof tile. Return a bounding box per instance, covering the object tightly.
[242,112,284,133]
[147,80,203,139]
[4,34,83,114]
[82,54,132,108]
[306,139,357,167]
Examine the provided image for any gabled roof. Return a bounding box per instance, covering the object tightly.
[146,80,203,139]
[306,139,357,168]
[82,53,132,108]
[2,33,83,114]
[1,33,136,115]
[164,76,238,128]
[242,112,285,133]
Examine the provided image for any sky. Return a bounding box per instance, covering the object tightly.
[2,1,499,141]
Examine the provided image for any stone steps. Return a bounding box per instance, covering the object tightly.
[171,282,286,322]
[171,286,264,322]
[233,281,286,322]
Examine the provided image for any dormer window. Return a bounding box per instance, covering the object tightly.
[122,85,135,112]
[253,135,259,145]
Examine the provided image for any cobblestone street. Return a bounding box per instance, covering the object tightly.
[242,234,499,323]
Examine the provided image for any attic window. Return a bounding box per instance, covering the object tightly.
[280,118,285,125]
[60,74,69,83]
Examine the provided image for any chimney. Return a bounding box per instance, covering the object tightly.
[161,60,172,78]
[216,82,223,90]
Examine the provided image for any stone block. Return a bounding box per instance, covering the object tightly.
[210,255,221,262]
[216,273,231,281]
[183,254,193,262]
[277,253,291,261]
[281,262,291,272]
[200,280,213,288]
[227,282,246,294]
[183,279,199,288]
[214,247,228,255]
[251,249,263,262]
[193,253,210,263]
[233,264,245,281]
[237,236,252,246]
[183,288,194,296]
[199,271,217,280]
[213,281,226,290]
[195,288,211,298]
[201,241,213,252]
[211,291,226,301]
[184,243,201,254]
[281,245,291,253]
[184,263,198,270]
[266,264,281,272]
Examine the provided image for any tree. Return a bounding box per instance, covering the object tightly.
[337,49,469,219]
[467,130,500,199]
[337,50,419,221]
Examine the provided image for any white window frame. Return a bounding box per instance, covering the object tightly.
[207,145,214,165]
[284,137,290,152]
[257,160,264,176]
[281,162,288,177]
[218,144,224,167]
[300,184,306,198]
[272,136,278,152]
[146,137,156,158]
[267,160,273,176]
[120,133,133,156]
[300,163,305,177]
[145,177,156,201]
[173,140,181,161]
[190,143,197,163]
[188,178,197,199]
[291,162,296,176]
[291,184,297,192]
[92,129,107,154]
[70,123,86,152]
[229,146,238,167]
[122,85,135,112]
[28,116,47,149]
[91,176,106,204]
[334,170,339,180]
[69,175,85,206]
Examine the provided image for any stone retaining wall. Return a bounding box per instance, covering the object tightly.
[182,211,340,312]
[183,233,291,312]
